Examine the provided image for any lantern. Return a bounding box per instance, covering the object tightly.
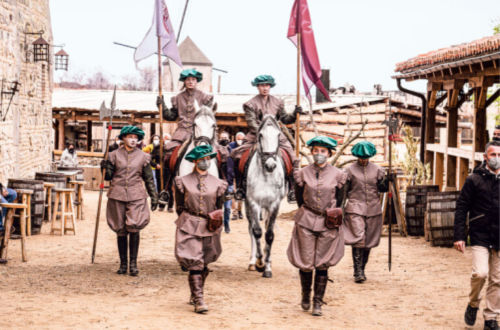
[32,36,49,63]
[55,49,69,71]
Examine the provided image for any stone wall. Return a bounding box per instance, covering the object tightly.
[0,0,53,182]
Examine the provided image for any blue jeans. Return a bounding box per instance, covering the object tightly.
[223,185,234,228]
[1,188,17,230]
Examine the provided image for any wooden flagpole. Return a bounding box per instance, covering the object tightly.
[157,37,165,192]
[295,32,301,157]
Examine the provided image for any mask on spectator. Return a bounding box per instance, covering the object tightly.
[197,160,210,171]
[313,154,327,165]
[153,139,160,146]
[487,157,500,171]
[219,139,229,146]
[68,148,75,154]
[236,139,243,146]
[125,138,138,148]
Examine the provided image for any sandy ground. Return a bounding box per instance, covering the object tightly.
[0,190,488,329]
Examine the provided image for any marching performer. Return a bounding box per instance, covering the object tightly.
[173,145,228,314]
[287,136,347,316]
[230,75,304,202]
[343,141,389,283]
[101,125,158,276]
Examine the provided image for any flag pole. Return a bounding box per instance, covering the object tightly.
[157,37,165,192]
[295,31,301,158]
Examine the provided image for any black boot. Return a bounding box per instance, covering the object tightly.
[299,270,313,311]
[464,304,479,326]
[352,247,364,283]
[287,175,297,203]
[116,235,128,275]
[361,248,371,282]
[484,320,498,330]
[312,270,328,316]
[234,160,246,200]
[129,232,140,276]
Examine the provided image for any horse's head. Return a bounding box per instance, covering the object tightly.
[257,115,281,173]
[193,104,216,146]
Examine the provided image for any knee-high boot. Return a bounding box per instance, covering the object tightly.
[129,232,140,276]
[116,235,128,275]
[361,248,371,281]
[312,269,328,316]
[352,247,364,283]
[188,271,208,313]
[234,160,246,200]
[287,174,297,203]
[299,270,313,311]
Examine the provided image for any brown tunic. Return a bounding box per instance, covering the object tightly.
[166,89,213,152]
[287,164,347,271]
[231,94,296,162]
[174,172,227,271]
[343,162,386,248]
[106,147,151,235]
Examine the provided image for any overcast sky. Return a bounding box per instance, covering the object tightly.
[50,0,499,94]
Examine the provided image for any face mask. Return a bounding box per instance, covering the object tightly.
[153,139,160,146]
[68,148,75,154]
[313,154,327,165]
[197,160,210,171]
[236,139,243,146]
[219,139,229,146]
[125,138,138,148]
[116,140,122,145]
[487,157,500,171]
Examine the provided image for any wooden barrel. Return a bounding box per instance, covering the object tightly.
[405,185,439,236]
[7,179,45,235]
[426,191,460,247]
[35,172,67,221]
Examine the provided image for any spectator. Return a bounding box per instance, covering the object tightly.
[230,132,245,220]
[108,136,122,153]
[454,140,500,330]
[143,135,161,192]
[493,125,500,142]
[60,142,78,167]
[160,133,174,212]
[0,183,17,263]
[219,131,234,233]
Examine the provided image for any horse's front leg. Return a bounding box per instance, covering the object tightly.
[246,200,264,272]
[262,205,279,278]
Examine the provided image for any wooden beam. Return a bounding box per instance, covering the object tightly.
[58,118,65,150]
[484,88,500,109]
[434,152,444,190]
[458,157,469,190]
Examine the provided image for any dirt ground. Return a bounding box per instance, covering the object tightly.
[0,190,487,329]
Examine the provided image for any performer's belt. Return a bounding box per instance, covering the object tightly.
[185,210,209,220]
[303,204,326,216]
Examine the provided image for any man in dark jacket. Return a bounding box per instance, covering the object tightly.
[454,140,500,330]
[219,131,234,233]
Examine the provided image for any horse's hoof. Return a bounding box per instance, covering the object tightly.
[255,264,266,273]
[248,264,256,271]
[262,271,272,278]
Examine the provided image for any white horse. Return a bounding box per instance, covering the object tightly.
[246,115,286,278]
[177,103,219,178]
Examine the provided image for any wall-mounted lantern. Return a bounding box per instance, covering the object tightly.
[55,49,69,71]
[32,36,50,63]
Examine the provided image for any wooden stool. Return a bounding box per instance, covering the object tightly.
[14,189,33,237]
[50,188,76,236]
[0,202,28,262]
[43,182,55,222]
[69,181,86,220]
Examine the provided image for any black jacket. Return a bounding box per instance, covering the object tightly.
[454,163,499,250]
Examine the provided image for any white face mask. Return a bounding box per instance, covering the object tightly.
[236,139,243,146]
[487,157,500,171]
[125,138,138,148]
[153,139,160,146]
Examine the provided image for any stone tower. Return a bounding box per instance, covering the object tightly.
[163,36,213,93]
[0,0,54,181]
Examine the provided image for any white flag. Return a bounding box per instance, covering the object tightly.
[134,0,183,68]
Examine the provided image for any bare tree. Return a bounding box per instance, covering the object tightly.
[87,71,110,90]
[121,74,139,90]
[139,67,156,91]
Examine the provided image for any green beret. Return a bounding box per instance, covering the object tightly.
[306,136,338,150]
[185,145,217,162]
[118,125,145,141]
[351,141,377,159]
[179,68,203,82]
[251,75,276,87]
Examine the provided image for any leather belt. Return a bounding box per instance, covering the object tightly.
[185,210,209,220]
[303,204,326,217]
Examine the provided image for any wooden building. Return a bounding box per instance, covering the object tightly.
[393,35,500,190]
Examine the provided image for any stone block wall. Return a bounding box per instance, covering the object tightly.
[0,0,53,182]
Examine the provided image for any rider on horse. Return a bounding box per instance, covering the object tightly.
[231,74,304,202]
[157,68,228,199]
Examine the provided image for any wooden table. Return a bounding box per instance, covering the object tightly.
[14,189,33,237]
[43,182,55,222]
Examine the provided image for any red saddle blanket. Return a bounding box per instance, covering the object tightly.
[239,148,292,176]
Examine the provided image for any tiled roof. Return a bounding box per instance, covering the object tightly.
[395,35,500,73]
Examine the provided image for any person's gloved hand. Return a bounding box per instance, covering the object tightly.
[151,200,158,211]
[100,159,111,170]
[294,105,305,115]
[156,95,165,108]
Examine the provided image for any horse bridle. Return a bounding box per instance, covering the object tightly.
[258,134,279,165]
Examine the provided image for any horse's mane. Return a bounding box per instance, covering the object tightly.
[194,105,215,121]
[258,114,279,132]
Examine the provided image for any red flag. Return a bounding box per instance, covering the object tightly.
[287,0,331,102]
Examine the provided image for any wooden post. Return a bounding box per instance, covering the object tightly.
[458,157,469,189]
[425,82,441,174]
[217,75,222,94]
[87,120,92,152]
[157,37,165,191]
[58,118,65,150]
[434,152,444,190]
